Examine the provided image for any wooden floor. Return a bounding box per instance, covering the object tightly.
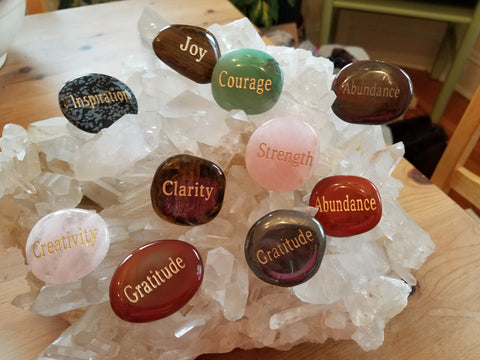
[402,67,479,214]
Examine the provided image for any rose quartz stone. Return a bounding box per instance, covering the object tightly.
[25,208,109,284]
[245,117,319,192]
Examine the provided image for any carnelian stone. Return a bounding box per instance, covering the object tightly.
[309,175,382,237]
[331,60,412,125]
[151,154,226,225]
[244,210,326,287]
[109,240,203,323]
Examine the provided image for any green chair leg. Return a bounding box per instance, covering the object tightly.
[431,4,480,122]
[320,0,334,45]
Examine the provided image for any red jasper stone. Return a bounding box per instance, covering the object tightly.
[109,240,203,323]
[151,154,226,225]
[309,175,382,237]
[331,60,413,125]
[152,24,221,84]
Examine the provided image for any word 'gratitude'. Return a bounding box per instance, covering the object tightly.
[123,256,186,303]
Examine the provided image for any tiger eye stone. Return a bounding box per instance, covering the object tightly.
[245,117,319,192]
[151,154,226,225]
[25,208,110,284]
[211,48,283,114]
[109,240,203,323]
[331,60,413,125]
[152,24,221,84]
[244,210,326,287]
[309,175,382,237]
[58,73,138,133]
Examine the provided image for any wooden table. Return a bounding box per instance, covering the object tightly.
[1,1,480,359]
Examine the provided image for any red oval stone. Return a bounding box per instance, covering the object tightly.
[109,240,203,323]
[331,60,412,125]
[309,175,382,237]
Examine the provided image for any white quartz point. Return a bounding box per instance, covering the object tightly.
[26,208,109,284]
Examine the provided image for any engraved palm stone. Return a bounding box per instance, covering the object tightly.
[331,60,413,124]
[151,154,226,225]
[58,73,138,133]
[152,24,221,83]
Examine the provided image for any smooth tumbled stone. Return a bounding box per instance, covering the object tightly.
[151,154,226,225]
[25,208,109,284]
[331,60,413,125]
[245,117,318,192]
[152,24,221,84]
[245,209,326,287]
[309,175,382,237]
[211,48,283,114]
[109,240,203,323]
[58,73,138,133]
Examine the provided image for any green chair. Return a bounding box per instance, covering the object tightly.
[320,0,480,123]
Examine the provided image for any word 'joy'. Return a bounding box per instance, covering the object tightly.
[179,36,207,63]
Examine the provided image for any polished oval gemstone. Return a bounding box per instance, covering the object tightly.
[211,48,283,114]
[245,209,326,287]
[151,154,226,225]
[152,24,221,84]
[25,208,109,284]
[245,117,318,192]
[58,73,138,133]
[309,175,382,237]
[109,240,203,323]
[331,60,413,124]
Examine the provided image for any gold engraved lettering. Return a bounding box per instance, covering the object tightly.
[31,227,98,259]
[218,70,273,95]
[314,195,377,213]
[68,89,132,110]
[123,257,187,304]
[179,36,208,63]
[257,142,313,167]
[162,180,214,201]
[256,229,315,265]
[342,81,400,99]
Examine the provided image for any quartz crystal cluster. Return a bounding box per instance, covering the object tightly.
[0,13,434,360]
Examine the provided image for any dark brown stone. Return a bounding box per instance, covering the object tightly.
[331,60,413,125]
[152,24,221,84]
[151,154,226,225]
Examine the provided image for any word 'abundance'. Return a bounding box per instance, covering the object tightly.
[341,81,400,98]
[314,195,377,213]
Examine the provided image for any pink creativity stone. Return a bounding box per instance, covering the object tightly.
[25,208,110,284]
[245,117,319,192]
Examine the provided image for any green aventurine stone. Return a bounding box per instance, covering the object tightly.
[211,48,283,115]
